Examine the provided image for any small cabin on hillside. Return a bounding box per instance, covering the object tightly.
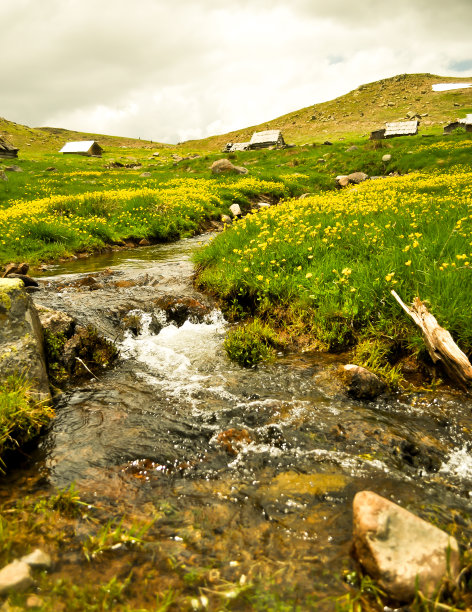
[223,142,250,152]
[0,137,19,159]
[248,130,286,150]
[444,114,472,134]
[59,141,103,157]
[370,120,418,140]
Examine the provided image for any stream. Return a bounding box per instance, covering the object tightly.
[2,234,472,608]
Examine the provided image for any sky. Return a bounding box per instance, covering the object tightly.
[2,0,472,144]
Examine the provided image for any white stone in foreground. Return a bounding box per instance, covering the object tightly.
[353,491,460,601]
[0,560,33,595]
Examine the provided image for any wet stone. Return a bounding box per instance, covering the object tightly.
[21,548,52,570]
[352,491,460,601]
[0,560,33,595]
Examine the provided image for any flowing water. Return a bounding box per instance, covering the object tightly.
[2,235,472,608]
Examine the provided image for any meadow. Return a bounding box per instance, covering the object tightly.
[1,130,471,386]
[194,136,472,383]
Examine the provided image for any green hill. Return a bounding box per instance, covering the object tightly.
[179,73,472,151]
[0,118,164,153]
[1,73,471,154]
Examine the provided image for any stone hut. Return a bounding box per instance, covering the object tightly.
[59,141,103,157]
[370,121,418,140]
[444,114,472,134]
[248,130,286,150]
[0,137,19,159]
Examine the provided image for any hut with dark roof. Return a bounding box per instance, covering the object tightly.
[444,114,472,134]
[0,137,19,159]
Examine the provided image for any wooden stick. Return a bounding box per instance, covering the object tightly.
[391,290,472,389]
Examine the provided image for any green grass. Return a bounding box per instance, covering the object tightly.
[195,143,472,385]
[0,374,54,460]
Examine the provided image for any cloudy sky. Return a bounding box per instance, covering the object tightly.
[2,0,472,143]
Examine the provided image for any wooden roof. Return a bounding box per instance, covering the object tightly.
[384,120,418,137]
[249,130,283,145]
[59,140,102,153]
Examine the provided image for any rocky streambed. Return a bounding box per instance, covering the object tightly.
[1,234,472,608]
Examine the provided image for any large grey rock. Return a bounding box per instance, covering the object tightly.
[0,170,7,181]
[353,491,460,601]
[37,305,74,337]
[0,278,50,402]
[0,560,33,595]
[343,364,386,400]
[382,154,392,162]
[211,158,248,175]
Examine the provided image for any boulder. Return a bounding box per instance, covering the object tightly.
[2,262,29,278]
[140,172,151,178]
[5,165,22,172]
[229,203,242,217]
[139,238,150,246]
[347,171,369,184]
[336,175,350,187]
[0,170,7,181]
[346,145,359,152]
[37,305,74,337]
[221,214,232,224]
[211,158,248,175]
[382,154,392,162]
[5,273,39,287]
[0,560,33,595]
[352,491,460,601]
[343,364,386,399]
[0,278,50,402]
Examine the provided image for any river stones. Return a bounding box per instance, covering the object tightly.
[0,560,33,595]
[0,278,50,402]
[343,364,386,399]
[20,549,52,570]
[352,491,460,601]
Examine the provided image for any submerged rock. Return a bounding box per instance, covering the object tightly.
[0,560,33,595]
[352,490,460,601]
[20,549,52,570]
[343,364,386,400]
[0,278,50,402]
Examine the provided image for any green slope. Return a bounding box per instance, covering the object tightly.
[179,73,472,151]
[1,73,471,154]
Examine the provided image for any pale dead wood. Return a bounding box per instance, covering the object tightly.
[391,290,472,389]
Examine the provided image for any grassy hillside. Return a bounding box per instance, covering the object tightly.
[1,73,471,155]
[0,117,166,154]
[180,73,472,151]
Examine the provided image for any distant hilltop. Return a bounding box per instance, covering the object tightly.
[1,73,471,153]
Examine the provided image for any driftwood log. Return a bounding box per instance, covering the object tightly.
[391,290,472,389]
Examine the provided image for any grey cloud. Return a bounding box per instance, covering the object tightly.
[1,0,471,143]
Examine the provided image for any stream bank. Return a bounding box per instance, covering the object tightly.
[1,234,472,610]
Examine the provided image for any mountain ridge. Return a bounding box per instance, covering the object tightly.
[1,73,471,153]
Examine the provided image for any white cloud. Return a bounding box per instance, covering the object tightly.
[1,0,471,143]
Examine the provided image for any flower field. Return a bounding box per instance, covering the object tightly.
[195,167,472,371]
[0,176,287,263]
